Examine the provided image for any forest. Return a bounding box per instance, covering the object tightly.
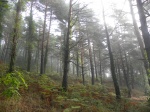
[0,0,150,112]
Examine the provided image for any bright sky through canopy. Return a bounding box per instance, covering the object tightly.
[66,0,133,26]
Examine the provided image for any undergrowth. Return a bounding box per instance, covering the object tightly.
[0,64,149,112]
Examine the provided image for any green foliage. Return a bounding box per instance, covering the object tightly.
[63,106,81,112]
[0,71,27,97]
[39,74,53,85]
[147,95,150,105]
[38,74,57,91]
[0,64,8,76]
[0,1,9,9]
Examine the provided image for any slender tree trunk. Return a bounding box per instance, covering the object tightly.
[118,41,131,98]
[88,37,95,85]
[93,45,98,80]
[57,58,59,73]
[9,0,22,72]
[6,39,11,63]
[81,39,85,85]
[76,31,80,77]
[59,32,63,75]
[76,47,79,77]
[117,58,122,86]
[73,53,75,75]
[114,59,120,87]
[130,65,134,89]
[50,55,53,71]
[59,60,62,75]
[98,49,103,84]
[124,51,132,98]
[136,0,150,65]
[27,0,33,72]
[62,0,72,91]
[40,3,47,74]
[100,62,103,84]
[44,10,52,73]
[35,39,40,73]
[102,5,121,99]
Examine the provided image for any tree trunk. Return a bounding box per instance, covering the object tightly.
[44,10,52,73]
[88,37,95,85]
[99,50,103,84]
[81,39,85,85]
[59,32,63,75]
[9,0,22,72]
[27,0,33,72]
[117,58,122,86]
[50,55,53,71]
[62,0,72,91]
[72,53,75,75]
[130,65,134,89]
[102,5,121,99]
[76,47,79,77]
[136,0,150,65]
[40,3,47,74]
[93,45,98,80]
[35,39,40,73]
[129,0,150,85]
[124,51,132,98]
[118,41,131,98]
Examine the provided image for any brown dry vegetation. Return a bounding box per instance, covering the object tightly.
[0,65,150,112]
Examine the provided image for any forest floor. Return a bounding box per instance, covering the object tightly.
[0,66,150,112]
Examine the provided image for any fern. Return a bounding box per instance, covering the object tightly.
[0,70,27,97]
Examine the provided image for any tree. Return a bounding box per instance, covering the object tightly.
[62,0,72,91]
[136,0,150,65]
[80,38,85,85]
[44,9,52,73]
[87,34,95,85]
[27,0,34,72]
[9,0,22,72]
[102,3,121,99]
[40,1,48,75]
[128,0,150,92]
[93,45,98,80]
[118,41,131,98]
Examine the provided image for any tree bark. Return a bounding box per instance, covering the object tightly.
[129,0,150,85]
[102,5,121,99]
[117,58,122,86]
[81,39,85,85]
[9,0,22,72]
[136,0,150,65]
[27,0,33,72]
[44,9,52,73]
[130,65,134,89]
[62,0,72,91]
[93,45,98,80]
[88,37,95,85]
[99,50,103,84]
[76,45,79,77]
[118,40,131,98]
[124,51,132,98]
[40,3,47,74]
